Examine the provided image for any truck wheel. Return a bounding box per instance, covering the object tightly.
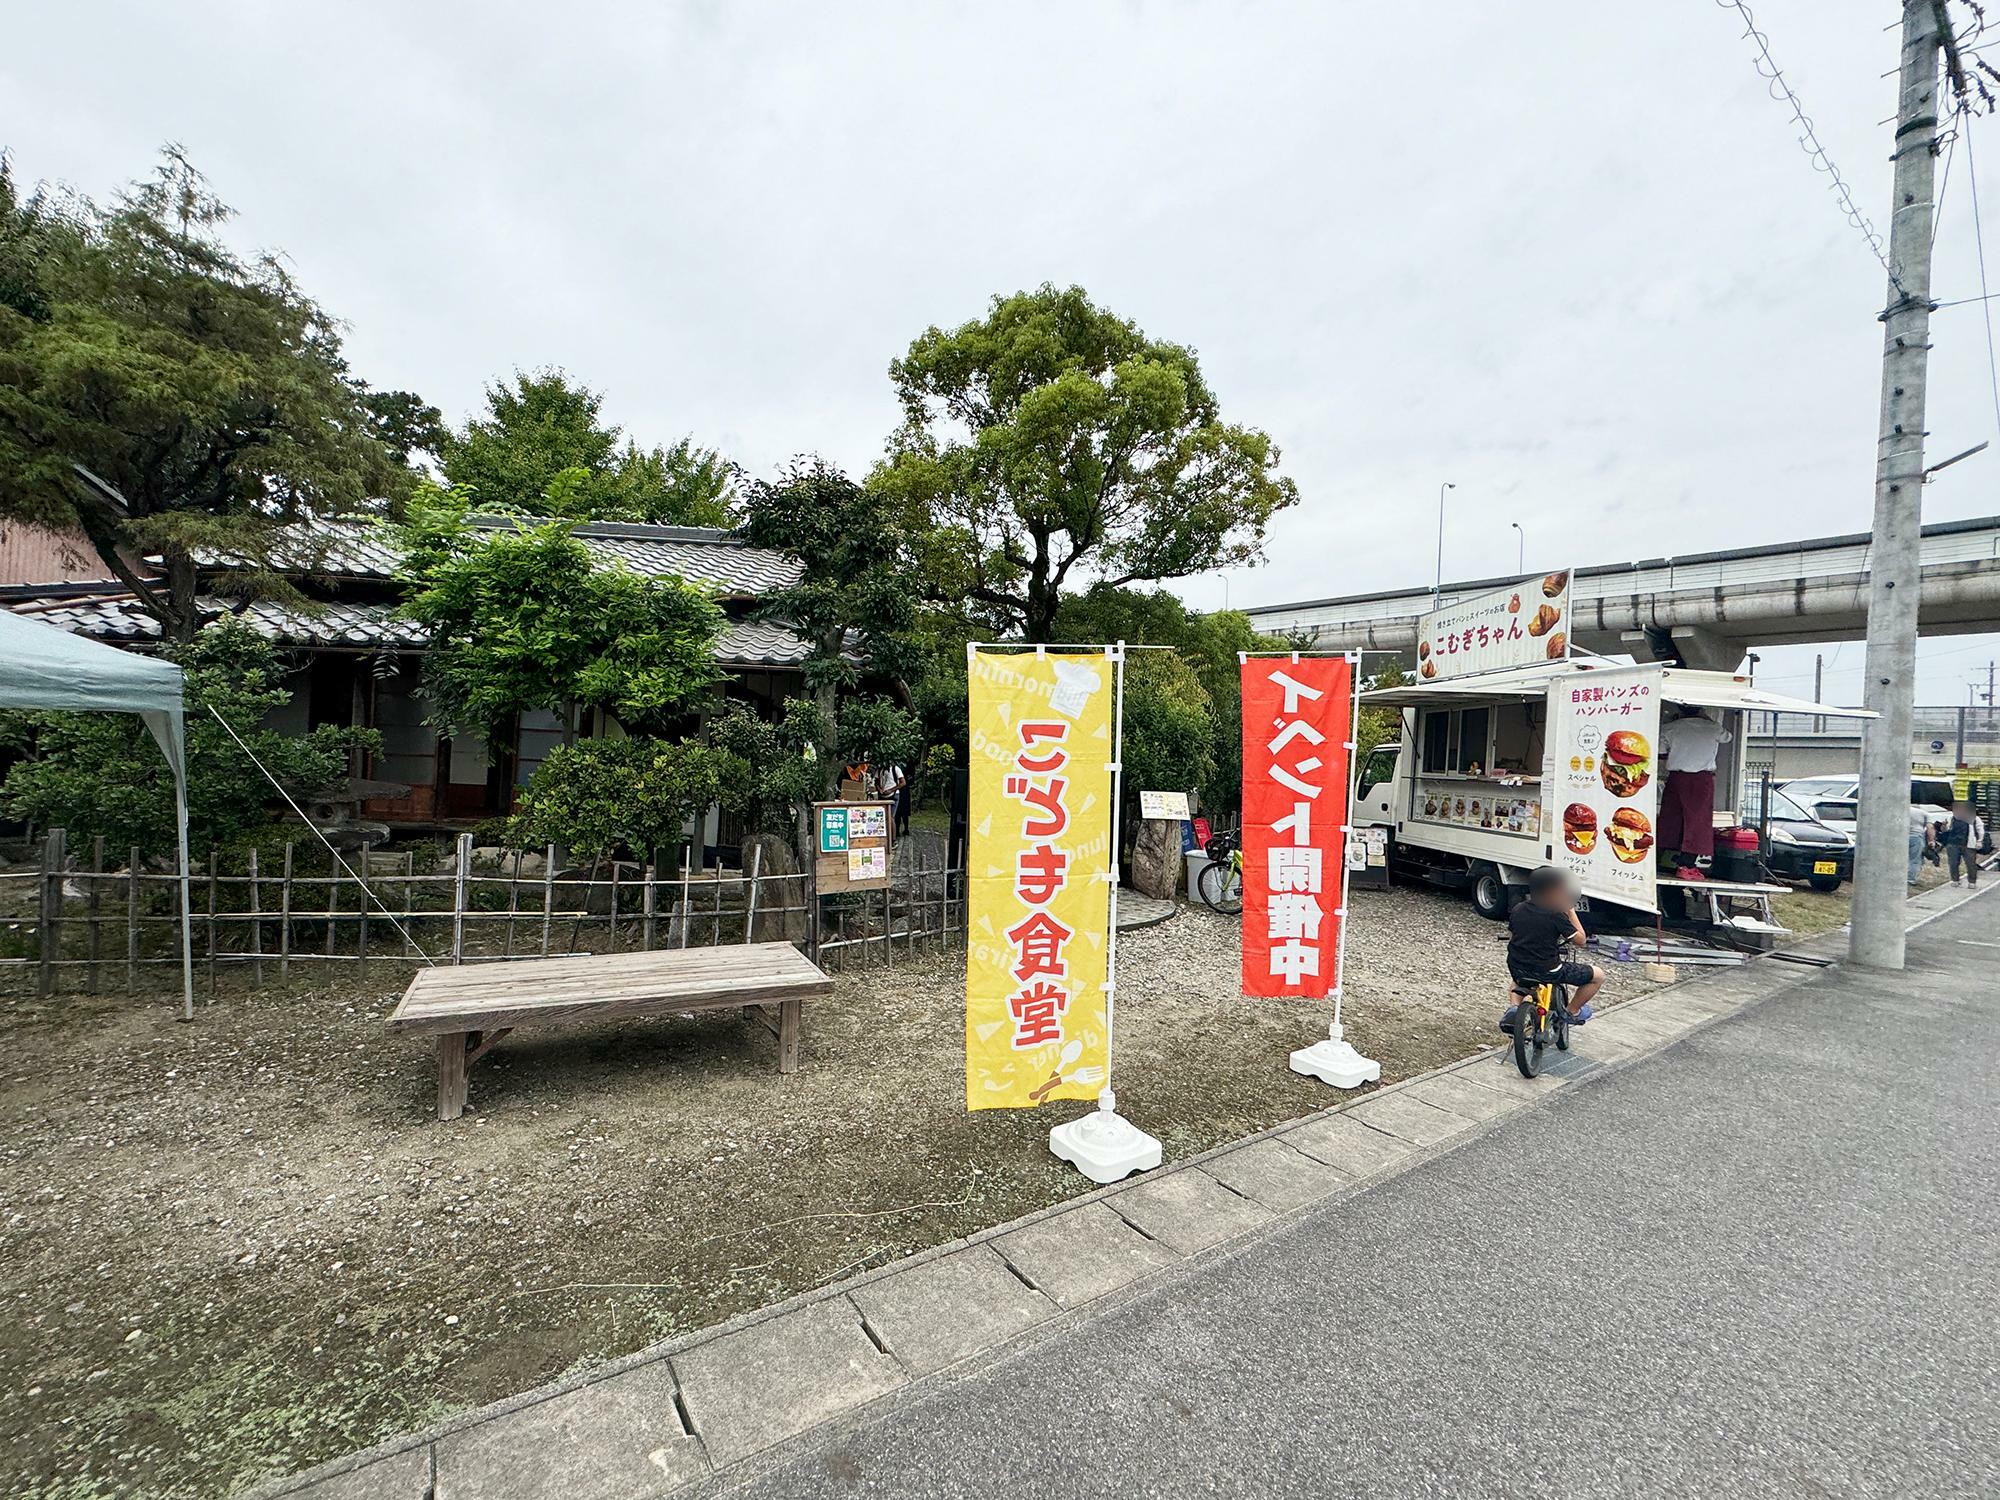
[1808,874,1843,893]
[1471,866,1509,921]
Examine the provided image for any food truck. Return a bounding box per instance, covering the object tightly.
[1352,574,1873,924]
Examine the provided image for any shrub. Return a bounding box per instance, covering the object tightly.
[507,736,743,861]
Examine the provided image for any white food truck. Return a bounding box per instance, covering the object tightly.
[1353,656,1872,923]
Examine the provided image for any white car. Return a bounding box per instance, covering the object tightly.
[1777,775,1956,840]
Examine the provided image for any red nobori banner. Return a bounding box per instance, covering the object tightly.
[1241,657,1354,999]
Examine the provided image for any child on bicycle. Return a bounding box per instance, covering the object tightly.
[1506,865,1603,1024]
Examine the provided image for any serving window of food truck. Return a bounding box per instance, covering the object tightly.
[1408,694,1546,837]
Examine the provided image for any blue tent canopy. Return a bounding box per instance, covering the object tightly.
[0,608,195,1019]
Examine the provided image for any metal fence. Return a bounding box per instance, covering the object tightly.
[1741,705,2000,784]
[0,830,966,997]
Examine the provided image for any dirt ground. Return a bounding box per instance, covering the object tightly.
[0,880,1834,1499]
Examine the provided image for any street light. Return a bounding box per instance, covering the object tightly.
[1510,522,1525,575]
[1433,482,1456,606]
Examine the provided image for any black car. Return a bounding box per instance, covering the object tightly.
[1762,789,1855,891]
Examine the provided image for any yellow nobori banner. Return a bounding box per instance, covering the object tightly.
[966,649,1114,1111]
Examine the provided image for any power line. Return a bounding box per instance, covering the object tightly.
[1966,121,2000,441]
[1714,0,1904,293]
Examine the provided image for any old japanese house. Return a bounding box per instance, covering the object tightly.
[0,515,824,845]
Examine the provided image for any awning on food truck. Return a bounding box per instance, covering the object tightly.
[1364,658,1876,719]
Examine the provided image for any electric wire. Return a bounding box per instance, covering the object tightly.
[1715,0,1905,293]
[1965,121,2000,442]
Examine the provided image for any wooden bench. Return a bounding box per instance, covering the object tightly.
[387,943,835,1120]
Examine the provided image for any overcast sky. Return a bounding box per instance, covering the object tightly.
[8,0,2000,707]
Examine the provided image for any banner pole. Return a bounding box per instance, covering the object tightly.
[1287,650,1381,1089]
[1047,639,1161,1183]
[1101,639,1127,1092]
[1329,650,1363,1032]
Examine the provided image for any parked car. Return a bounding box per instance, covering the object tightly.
[1760,789,1855,891]
[1777,774,1955,844]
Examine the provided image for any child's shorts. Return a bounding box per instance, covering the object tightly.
[1508,960,1595,993]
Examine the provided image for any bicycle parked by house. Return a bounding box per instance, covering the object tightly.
[1195,829,1243,916]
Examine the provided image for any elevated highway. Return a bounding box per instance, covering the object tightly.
[1244,516,2000,670]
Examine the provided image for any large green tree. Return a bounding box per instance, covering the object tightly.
[737,457,922,740]
[871,284,1299,642]
[441,370,737,526]
[397,479,725,747]
[0,149,414,639]
[1051,584,1283,814]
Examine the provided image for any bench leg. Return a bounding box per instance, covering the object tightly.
[437,1032,469,1121]
[777,998,801,1075]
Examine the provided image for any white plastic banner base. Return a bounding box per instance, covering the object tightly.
[1289,1021,1382,1089]
[1049,1089,1162,1184]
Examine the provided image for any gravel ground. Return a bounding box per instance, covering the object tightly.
[0,884,1679,1499]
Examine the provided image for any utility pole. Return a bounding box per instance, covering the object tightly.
[1813,653,1824,734]
[1851,0,1944,970]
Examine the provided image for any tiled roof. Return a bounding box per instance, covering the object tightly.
[6,594,817,668]
[196,516,802,597]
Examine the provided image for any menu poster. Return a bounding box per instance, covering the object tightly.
[1543,665,1662,912]
[1416,570,1572,682]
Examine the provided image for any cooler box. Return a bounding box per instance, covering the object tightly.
[1712,827,1764,884]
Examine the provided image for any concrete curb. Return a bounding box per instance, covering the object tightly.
[245,879,1997,1499]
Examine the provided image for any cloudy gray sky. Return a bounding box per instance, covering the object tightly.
[8,0,2000,707]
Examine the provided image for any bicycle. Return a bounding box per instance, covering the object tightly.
[1195,830,1243,916]
[1510,970,1572,1079]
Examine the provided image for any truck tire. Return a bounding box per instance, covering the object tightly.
[1471,865,1509,921]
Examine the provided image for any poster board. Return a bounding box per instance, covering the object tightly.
[1416,569,1571,682]
[1542,664,1662,912]
[1139,790,1190,820]
[814,800,893,892]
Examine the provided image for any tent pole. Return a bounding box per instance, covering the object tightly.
[175,765,194,1022]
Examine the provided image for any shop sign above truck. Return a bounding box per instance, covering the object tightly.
[1417,569,1572,682]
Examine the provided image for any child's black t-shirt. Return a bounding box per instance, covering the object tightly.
[1506,900,1570,977]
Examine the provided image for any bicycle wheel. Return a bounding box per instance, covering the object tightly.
[1197,858,1243,916]
[1551,985,1571,1052]
[1511,996,1544,1078]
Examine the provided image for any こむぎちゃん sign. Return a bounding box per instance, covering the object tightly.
[1416,571,1571,682]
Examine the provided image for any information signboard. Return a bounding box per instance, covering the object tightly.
[813,800,892,892]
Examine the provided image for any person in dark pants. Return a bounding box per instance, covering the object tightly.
[1658,706,1732,879]
[1939,800,1985,887]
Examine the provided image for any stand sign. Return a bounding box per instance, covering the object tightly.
[965,649,1115,1110]
[1240,657,1354,999]
[1543,664,1663,912]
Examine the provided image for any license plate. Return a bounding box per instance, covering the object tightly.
[1813,860,1838,875]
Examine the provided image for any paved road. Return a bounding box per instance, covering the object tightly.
[730,898,1999,1499]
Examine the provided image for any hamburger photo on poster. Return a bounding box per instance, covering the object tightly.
[1544,665,1663,912]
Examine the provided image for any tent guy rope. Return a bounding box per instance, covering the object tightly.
[204,702,439,966]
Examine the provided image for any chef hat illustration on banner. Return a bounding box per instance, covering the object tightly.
[1048,657,1102,717]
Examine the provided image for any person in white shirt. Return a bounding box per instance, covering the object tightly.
[1657,706,1732,877]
